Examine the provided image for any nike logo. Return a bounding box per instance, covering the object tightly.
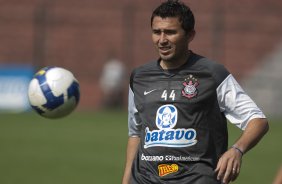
[144,89,157,95]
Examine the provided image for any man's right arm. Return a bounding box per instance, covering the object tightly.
[123,78,141,184]
[122,136,140,184]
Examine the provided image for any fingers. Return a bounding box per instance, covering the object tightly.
[215,149,242,184]
[222,160,234,184]
[216,157,232,184]
[215,157,222,173]
[231,162,240,181]
[215,157,226,181]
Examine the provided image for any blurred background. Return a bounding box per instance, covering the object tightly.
[0,0,281,183]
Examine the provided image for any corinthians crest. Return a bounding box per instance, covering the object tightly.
[182,75,199,99]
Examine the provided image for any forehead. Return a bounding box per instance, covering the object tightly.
[151,16,182,30]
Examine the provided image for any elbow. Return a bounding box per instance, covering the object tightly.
[264,119,269,135]
[259,118,269,136]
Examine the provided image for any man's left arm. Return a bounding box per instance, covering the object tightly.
[215,118,269,184]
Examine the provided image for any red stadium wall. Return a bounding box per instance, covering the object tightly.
[0,0,281,110]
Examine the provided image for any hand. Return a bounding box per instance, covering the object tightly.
[215,147,243,184]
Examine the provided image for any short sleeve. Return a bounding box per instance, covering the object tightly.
[217,74,266,130]
[128,86,142,137]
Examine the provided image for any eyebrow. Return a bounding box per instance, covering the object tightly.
[152,29,177,33]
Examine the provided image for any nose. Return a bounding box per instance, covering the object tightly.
[159,32,168,45]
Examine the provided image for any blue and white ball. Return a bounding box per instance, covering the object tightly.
[28,67,80,119]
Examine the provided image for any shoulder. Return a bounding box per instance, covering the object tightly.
[132,61,158,74]
[129,61,158,88]
[192,53,230,86]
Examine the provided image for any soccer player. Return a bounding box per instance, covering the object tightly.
[122,0,269,183]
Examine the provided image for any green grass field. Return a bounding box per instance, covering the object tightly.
[0,111,281,184]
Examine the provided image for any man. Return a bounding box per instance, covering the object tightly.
[122,0,269,184]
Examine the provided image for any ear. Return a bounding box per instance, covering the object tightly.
[187,30,196,42]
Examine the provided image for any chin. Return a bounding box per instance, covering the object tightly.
[161,57,175,63]
[160,54,174,62]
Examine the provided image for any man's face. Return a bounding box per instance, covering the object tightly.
[151,16,193,63]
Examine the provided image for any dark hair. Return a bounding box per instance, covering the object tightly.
[151,0,195,33]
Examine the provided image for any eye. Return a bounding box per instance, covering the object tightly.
[164,30,177,35]
[152,30,161,35]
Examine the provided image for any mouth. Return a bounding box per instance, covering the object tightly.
[158,46,172,54]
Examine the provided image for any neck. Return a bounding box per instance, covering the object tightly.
[160,51,191,70]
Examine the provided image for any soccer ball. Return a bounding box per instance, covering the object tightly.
[28,66,80,119]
